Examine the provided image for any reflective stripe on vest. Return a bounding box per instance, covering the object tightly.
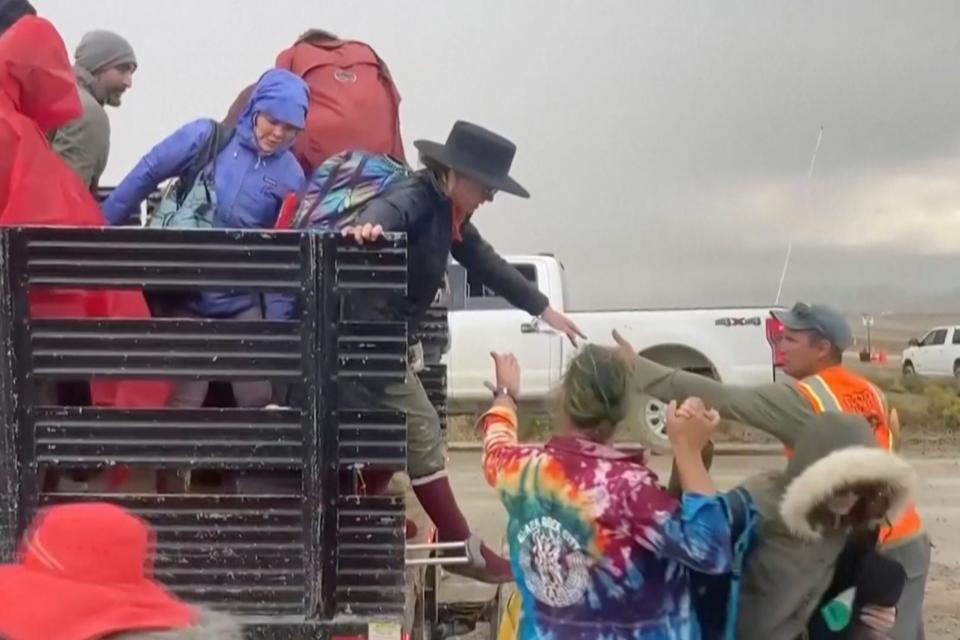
[794,371,921,546]
[797,375,844,414]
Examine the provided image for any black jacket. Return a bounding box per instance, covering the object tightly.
[0,0,35,34]
[807,529,906,639]
[353,171,549,335]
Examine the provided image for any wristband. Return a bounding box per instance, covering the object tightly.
[492,386,518,403]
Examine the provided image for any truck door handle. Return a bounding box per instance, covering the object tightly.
[521,318,557,335]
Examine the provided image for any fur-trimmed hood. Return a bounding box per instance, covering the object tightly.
[778,413,916,540]
[734,414,917,639]
[107,607,243,640]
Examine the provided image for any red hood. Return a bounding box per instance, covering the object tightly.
[0,15,80,131]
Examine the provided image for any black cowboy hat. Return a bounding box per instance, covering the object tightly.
[414,121,529,198]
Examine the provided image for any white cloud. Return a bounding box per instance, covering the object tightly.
[726,158,960,250]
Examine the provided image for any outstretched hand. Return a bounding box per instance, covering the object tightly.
[485,352,521,401]
[859,605,896,632]
[612,329,636,362]
[541,307,586,347]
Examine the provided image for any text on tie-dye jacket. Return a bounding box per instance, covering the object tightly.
[480,405,732,640]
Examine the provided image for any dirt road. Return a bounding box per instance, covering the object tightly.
[441,450,960,638]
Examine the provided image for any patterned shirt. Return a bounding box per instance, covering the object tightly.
[481,406,732,640]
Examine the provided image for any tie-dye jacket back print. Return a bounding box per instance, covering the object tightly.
[480,405,732,640]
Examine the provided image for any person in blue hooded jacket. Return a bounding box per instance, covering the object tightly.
[102,68,308,408]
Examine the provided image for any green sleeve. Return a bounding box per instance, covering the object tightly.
[630,355,815,447]
[51,107,109,190]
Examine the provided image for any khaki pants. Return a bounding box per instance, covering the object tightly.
[342,367,445,479]
[881,533,931,640]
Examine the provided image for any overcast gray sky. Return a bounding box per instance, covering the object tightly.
[36,0,960,311]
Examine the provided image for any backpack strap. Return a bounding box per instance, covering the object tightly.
[720,487,759,640]
[176,120,236,205]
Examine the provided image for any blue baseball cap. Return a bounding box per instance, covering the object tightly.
[772,302,853,351]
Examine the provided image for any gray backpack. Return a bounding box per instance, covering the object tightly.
[147,120,235,229]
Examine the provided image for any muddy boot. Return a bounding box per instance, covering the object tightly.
[412,473,512,584]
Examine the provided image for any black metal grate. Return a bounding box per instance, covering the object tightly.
[338,321,407,381]
[417,305,450,363]
[336,495,406,617]
[418,364,449,434]
[34,407,304,469]
[17,227,306,292]
[0,229,17,561]
[337,410,407,472]
[29,318,303,381]
[40,492,307,616]
[318,235,409,620]
[0,228,410,632]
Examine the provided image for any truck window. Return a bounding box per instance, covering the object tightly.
[460,262,538,311]
[922,329,948,346]
[953,329,960,345]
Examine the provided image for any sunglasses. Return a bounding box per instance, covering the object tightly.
[790,302,830,339]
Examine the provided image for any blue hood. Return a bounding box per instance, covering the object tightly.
[236,68,308,151]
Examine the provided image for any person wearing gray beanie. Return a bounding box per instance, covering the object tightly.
[51,29,137,191]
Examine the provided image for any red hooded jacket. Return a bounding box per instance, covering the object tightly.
[0,16,169,407]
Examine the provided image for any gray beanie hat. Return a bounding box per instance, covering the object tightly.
[75,30,137,74]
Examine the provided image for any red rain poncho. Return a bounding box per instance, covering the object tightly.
[0,16,169,407]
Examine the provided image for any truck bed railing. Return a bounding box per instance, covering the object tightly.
[0,227,410,635]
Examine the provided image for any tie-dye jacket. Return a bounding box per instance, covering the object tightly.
[480,405,732,640]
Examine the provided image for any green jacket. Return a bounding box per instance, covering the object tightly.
[631,355,838,447]
[636,358,917,637]
[734,413,916,639]
[51,66,110,191]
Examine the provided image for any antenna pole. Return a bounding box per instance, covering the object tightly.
[775,125,824,305]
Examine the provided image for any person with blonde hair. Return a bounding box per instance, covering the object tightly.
[478,343,730,639]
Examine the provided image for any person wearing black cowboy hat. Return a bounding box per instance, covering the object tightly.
[340,120,585,584]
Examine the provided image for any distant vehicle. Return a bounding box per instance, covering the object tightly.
[901,326,960,378]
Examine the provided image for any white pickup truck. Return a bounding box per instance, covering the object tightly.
[442,254,784,439]
[901,326,960,378]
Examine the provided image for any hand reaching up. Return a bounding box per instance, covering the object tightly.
[666,397,719,455]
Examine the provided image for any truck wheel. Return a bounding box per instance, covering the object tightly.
[954,362,960,379]
[637,395,671,450]
[902,361,916,377]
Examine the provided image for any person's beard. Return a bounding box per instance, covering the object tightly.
[105,91,124,107]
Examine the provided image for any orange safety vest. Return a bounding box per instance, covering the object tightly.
[792,366,922,546]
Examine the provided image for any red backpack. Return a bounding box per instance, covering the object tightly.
[225,36,404,173]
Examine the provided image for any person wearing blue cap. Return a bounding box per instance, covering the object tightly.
[102,68,309,409]
[613,301,930,640]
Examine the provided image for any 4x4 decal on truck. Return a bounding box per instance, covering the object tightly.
[715,316,762,327]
